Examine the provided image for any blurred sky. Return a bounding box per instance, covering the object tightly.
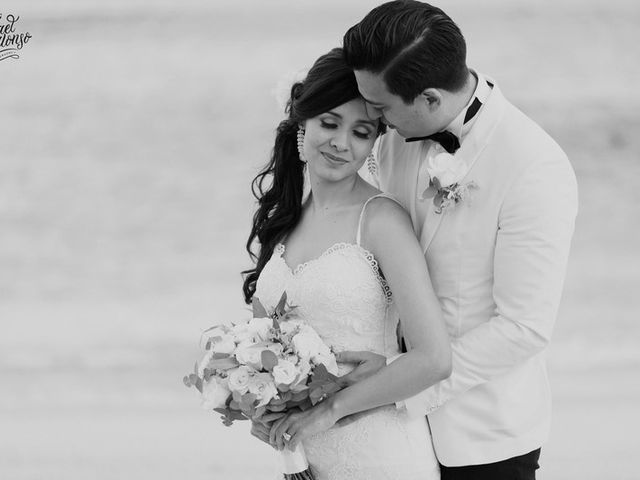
[1,1,639,479]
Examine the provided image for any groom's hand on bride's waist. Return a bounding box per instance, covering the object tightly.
[336,351,386,387]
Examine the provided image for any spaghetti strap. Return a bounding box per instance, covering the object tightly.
[356,193,404,246]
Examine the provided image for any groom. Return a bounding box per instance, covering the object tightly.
[337,1,578,479]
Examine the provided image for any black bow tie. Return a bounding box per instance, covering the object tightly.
[405,130,460,154]
[403,92,488,153]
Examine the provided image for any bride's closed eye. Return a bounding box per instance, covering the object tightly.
[320,121,372,140]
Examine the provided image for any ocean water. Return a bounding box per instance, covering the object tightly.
[1,1,639,478]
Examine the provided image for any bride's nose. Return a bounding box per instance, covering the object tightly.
[329,129,348,152]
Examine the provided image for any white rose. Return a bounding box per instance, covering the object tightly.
[314,352,339,376]
[234,344,264,370]
[264,342,284,357]
[201,378,231,410]
[248,372,279,407]
[227,366,252,394]
[279,319,303,337]
[289,358,311,392]
[427,151,466,188]
[292,331,324,361]
[296,358,311,378]
[211,334,236,355]
[272,359,298,386]
[231,322,256,344]
[248,317,274,342]
[289,359,311,393]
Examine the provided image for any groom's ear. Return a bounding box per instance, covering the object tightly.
[420,89,442,111]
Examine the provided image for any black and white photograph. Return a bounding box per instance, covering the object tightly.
[2,0,639,479]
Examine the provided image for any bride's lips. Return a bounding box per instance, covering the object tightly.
[322,152,348,164]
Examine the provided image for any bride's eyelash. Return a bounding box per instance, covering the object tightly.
[354,131,372,139]
[320,121,371,139]
[320,120,337,129]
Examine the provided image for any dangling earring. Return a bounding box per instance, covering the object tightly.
[297,125,307,163]
[366,151,377,176]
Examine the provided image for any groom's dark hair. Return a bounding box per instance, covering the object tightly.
[343,0,468,103]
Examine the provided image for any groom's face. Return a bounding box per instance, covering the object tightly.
[354,70,442,139]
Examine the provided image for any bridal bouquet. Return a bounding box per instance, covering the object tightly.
[184,292,342,480]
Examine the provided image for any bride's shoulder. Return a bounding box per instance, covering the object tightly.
[363,194,407,219]
[360,194,412,240]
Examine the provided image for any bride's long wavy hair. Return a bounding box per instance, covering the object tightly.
[242,48,380,304]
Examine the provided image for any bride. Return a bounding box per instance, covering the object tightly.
[243,48,450,479]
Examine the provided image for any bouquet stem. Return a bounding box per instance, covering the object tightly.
[281,444,315,480]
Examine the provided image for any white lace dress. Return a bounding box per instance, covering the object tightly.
[254,195,440,480]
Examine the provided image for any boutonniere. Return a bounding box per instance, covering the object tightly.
[421,151,478,214]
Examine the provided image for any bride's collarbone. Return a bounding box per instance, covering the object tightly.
[284,226,358,268]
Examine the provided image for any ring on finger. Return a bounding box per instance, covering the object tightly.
[282,432,292,442]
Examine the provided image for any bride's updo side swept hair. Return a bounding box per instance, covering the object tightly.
[242,48,371,304]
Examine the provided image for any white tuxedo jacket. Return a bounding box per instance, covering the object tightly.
[370,78,578,466]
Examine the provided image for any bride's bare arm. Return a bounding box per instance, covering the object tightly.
[271,197,451,450]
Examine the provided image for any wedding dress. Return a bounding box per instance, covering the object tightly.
[254,194,440,480]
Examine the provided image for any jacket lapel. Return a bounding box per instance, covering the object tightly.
[419,79,506,253]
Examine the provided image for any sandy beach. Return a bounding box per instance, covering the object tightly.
[1,0,639,478]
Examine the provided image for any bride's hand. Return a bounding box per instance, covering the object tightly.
[269,401,339,451]
[335,350,386,387]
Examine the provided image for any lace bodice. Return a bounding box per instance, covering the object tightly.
[256,241,398,362]
[254,195,440,480]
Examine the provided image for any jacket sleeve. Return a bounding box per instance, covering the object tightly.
[397,152,578,415]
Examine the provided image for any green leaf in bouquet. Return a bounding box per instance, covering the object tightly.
[267,401,287,412]
[252,296,269,319]
[274,291,288,319]
[289,389,310,403]
[278,390,293,403]
[232,390,243,404]
[308,364,342,406]
[195,376,203,393]
[253,405,267,420]
[202,368,214,382]
[281,304,300,322]
[213,407,248,427]
[188,373,199,387]
[183,375,192,388]
[207,356,240,372]
[261,350,279,372]
[290,382,310,394]
[240,392,257,407]
[239,393,258,416]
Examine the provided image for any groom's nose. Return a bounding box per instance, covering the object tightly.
[365,103,383,120]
